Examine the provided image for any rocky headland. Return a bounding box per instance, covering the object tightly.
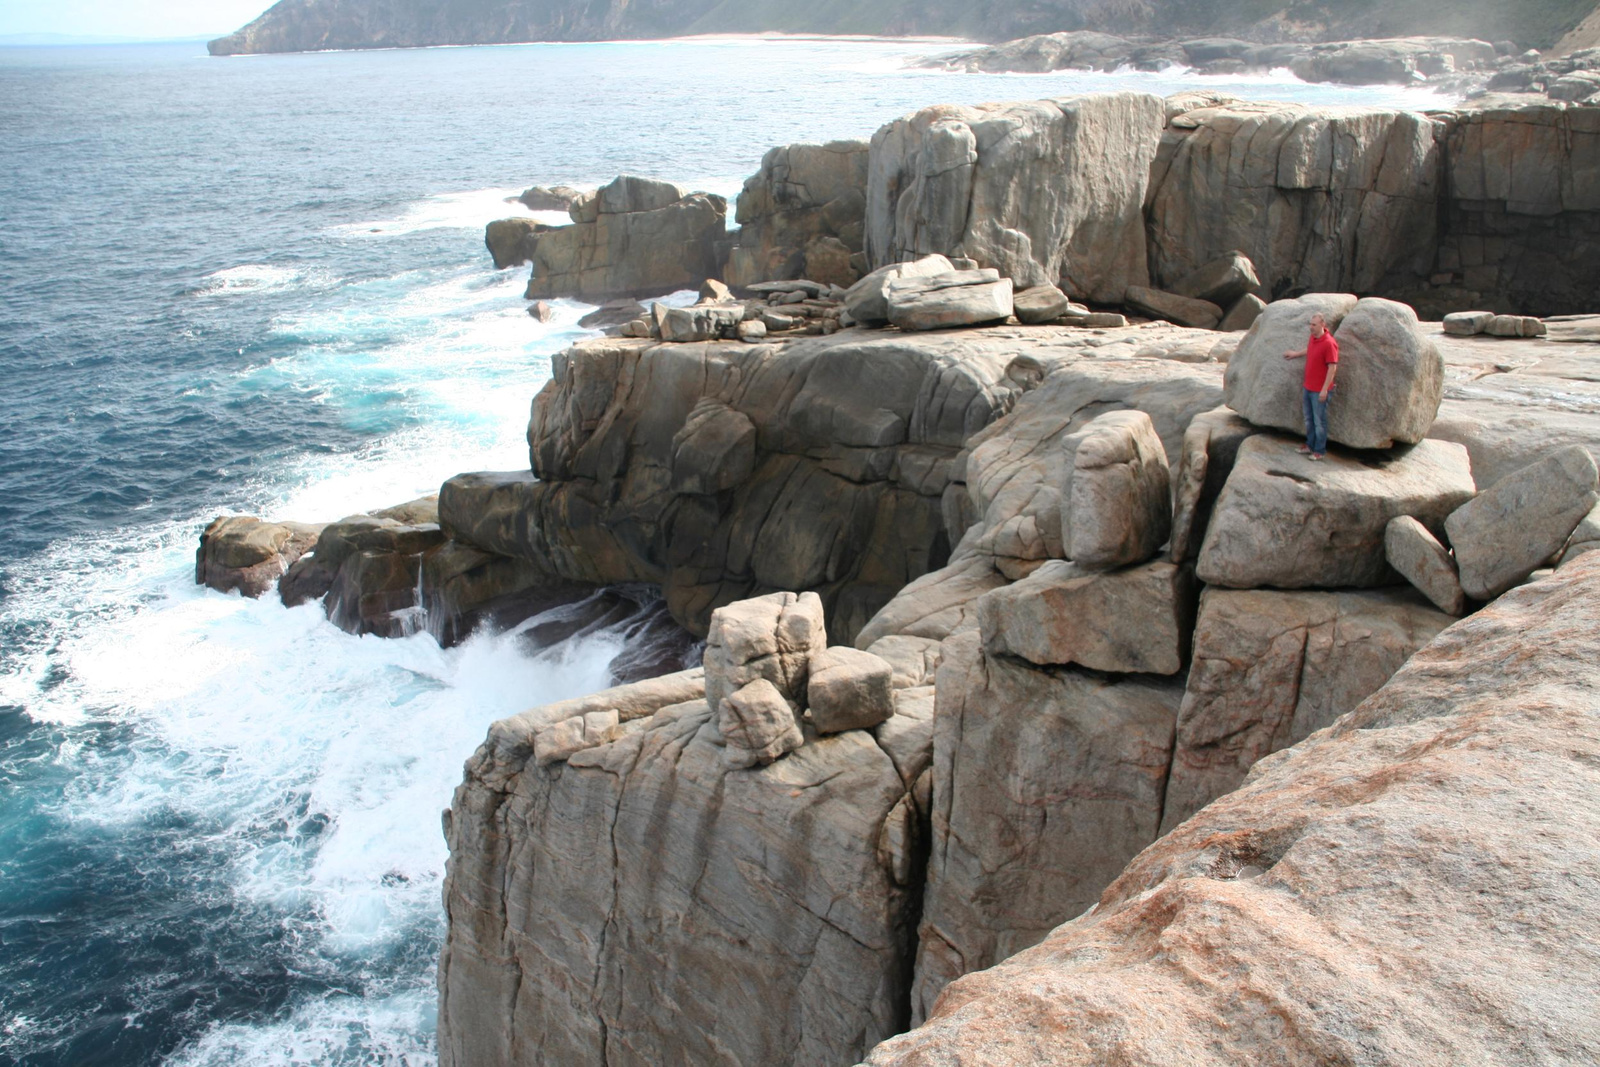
[197,86,1600,1065]
[208,0,1600,57]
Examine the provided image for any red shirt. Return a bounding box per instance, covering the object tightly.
[1305,331,1339,391]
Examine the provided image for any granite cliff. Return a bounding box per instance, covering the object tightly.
[195,87,1600,1067]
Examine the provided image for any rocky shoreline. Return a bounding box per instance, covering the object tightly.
[197,86,1600,1065]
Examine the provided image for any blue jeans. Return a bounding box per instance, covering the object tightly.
[1302,388,1329,454]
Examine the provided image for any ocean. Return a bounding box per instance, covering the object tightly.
[0,36,1453,1066]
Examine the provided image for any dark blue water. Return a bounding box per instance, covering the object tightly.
[0,38,1448,1065]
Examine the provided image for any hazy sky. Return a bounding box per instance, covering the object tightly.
[0,0,274,38]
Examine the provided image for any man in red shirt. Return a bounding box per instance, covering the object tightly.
[1283,313,1339,460]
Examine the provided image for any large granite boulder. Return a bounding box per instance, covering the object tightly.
[1222,292,1358,428]
[1062,409,1172,570]
[911,631,1185,1022]
[864,553,1600,1067]
[718,677,805,768]
[954,358,1223,580]
[885,269,1013,331]
[865,93,1164,303]
[1196,435,1476,590]
[1446,444,1600,600]
[523,174,728,300]
[1324,297,1446,448]
[1225,295,1443,449]
[977,559,1197,675]
[1160,585,1454,831]
[724,140,869,288]
[195,515,323,598]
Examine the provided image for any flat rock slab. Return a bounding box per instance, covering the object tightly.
[977,559,1197,675]
[1446,444,1599,600]
[1197,435,1476,590]
[1386,515,1466,615]
[886,270,1014,331]
[1125,285,1222,329]
[1160,585,1454,832]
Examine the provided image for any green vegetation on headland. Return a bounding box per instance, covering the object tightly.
[208,0,1600,56]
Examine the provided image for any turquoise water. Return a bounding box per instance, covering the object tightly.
[0,37,1453,1066]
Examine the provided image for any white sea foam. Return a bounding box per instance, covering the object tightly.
[196,263,325,295]
[337,187,572,237]
[167,987,437,1067]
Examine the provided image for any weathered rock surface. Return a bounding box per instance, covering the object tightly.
[502,328,1030,641]
[885,270,1013,332]
[724,141,869,288]
[865,94,1164,303]
[1160,585,1454,831]
[523,175,728,300]
[518,184,582,211]
[1197,435,1476,590]
[1226,295,1444,449]
[1385,514,1467,614]
[195,515,323,598]
[977,559,1196,675]
[719,676,804,768]
[1446,443,1600,599]
[1061,409,1171,570]
[910,631,1185,1022]
[440,595,928,1066]
[864,552,1600,1067]
[660,302,744,342]
[807,646,895,734]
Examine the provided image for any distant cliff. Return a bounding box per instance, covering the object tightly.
[210,0,1599,56]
